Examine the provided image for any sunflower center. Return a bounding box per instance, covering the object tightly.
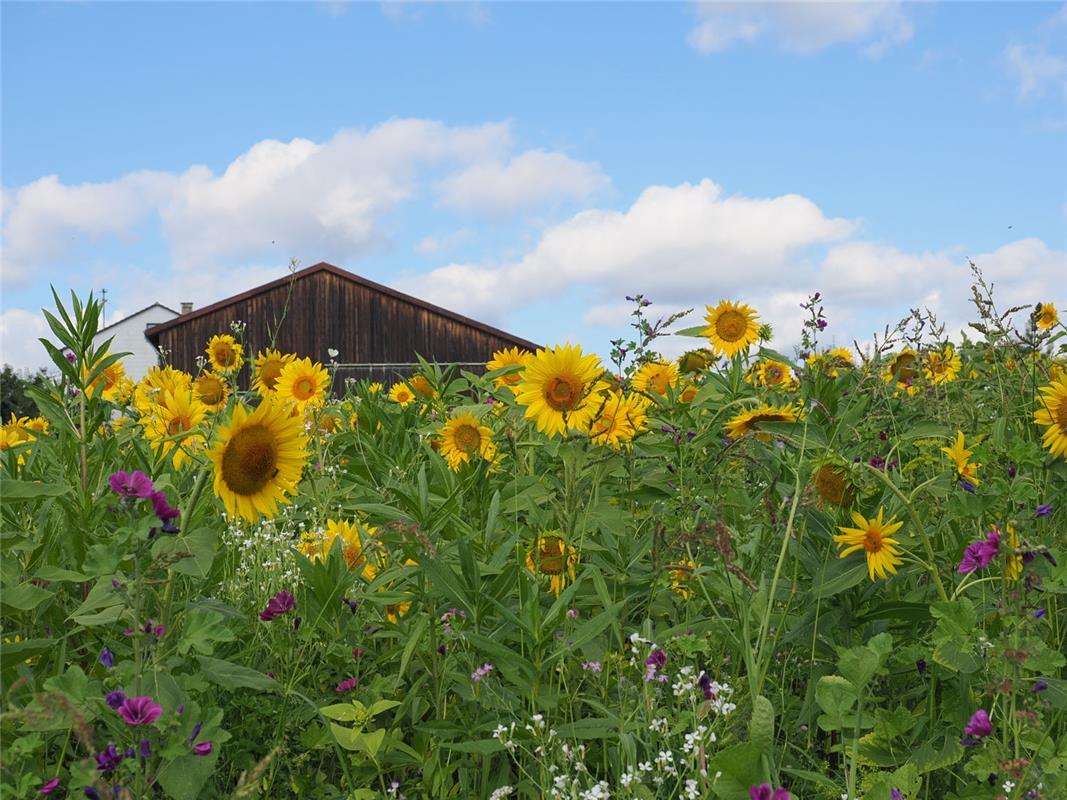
[715,310,747,342]
[259,362,283,391]
[294,378,315,400]
[863,530,885,554]
[1055,399,1067,431]
[220,424,278,496]
[766,365,782,383]
[544,375,582,411]
[536,538,566,574]
[453,424,482,454]
[892,354,917,380]
[167,417,189,436]
[929,357,946,374]
[199,379,224,405]
[215,346,236,368]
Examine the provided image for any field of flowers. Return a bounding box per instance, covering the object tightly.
[1,275,1064,800]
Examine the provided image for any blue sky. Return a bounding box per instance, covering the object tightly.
[2,1,1065,369]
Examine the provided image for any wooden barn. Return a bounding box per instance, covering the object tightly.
[144,262,539,386]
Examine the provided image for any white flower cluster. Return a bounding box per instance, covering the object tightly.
[220,505,303,601]
[488,786,513,800]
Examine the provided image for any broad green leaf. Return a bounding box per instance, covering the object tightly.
[0,479,69,500]
[197,656,279,691]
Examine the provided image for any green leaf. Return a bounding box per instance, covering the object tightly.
[814,558,868,598]
[0,582,51,612]
[156,750,219,800]
[33,566,89,583]
[554,718,619,740]
[442,738,505,754]
[674,325,707,337]
[152,527,218,578]
[320,703,359,722]
[749,695,775,754]
[367,699,402,717]
[177,609,234,656]
[707,742,765,799]
[0,638,56,669]
[0,479,70,500]
[197,656,279,691]
[815,675,857,732]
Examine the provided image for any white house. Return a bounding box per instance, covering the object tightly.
[93,303,180,380]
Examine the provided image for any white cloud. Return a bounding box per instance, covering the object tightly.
[1004,43,1067,97]
[404,179,857,318]
[688,1,913,56]
[0,308,51,371]
[436,150,610,215]
[416,229,473,256]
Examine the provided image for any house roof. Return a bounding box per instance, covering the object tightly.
[94,302,180,337]
[144,262,539,350]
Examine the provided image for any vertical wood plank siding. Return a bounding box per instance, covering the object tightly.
[152,268,537,388]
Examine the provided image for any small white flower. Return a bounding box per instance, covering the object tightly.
[1003,781,1015,793]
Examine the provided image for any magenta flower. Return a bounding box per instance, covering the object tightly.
[748,784,791,800]
[957,528,1001,573]
[192,741,213,756]
[150,491,180,521]
[961,708,992,745]
[259,590,296,621]
[105,690,126,709]
[117,696,163,726]
[95,743,124,772]
[38,778,61,795]
[109,470,154,498]
[335,677,358,693]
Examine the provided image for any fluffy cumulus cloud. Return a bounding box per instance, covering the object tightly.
[1003,4,1067,98]
[0,308,52,371]
[688,0,913,57]
[1,118,603,288]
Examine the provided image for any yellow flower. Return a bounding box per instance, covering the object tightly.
[750,359,797,390]
[514,344,608,438]
[206,334,244,374]
[409,374,437,399]
[438,412,496,470]
[1037,302,1059,331]
[678,382,699,403]
[134,367,192,415]
[525,533,578,596]
[701,300,761,358]
[385,559,419,623]
[142,388,209,468]
[1004,525,1023,583]
[297,519,379,580]
[22,417,49,435]
[941,431,981,486]
[667,559,697,600]
[82,354,128,401]
[206,397,309,522]
[588,391,649,449]
[389,382,415,407]
[1034,376,1067,459]
[724,403,801,440]
[883,349,919,393]
[253,349,295,396]
[923,346,961,386]
[192,372,230,411]
[833,508,905,581]
[367,382,383,395]
[678,348,715,374]
[487,347,531,390]
[632,360,679,396]
[275,358,330,412]
[808,347,854,378]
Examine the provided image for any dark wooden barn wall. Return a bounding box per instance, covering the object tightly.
[154,272,529,386]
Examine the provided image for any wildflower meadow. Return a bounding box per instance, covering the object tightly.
[1,272,1064,800]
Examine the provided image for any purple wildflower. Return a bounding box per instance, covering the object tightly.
[259,591,296,621]
[891,790,903,800]
[84,789,101,799]
[149,490,180,521]
[1007,465,1017,478]
[959,479,976,493]
[139,737,152,759]
[961,709,992,745]
[916,658,927,674]
[188,720,203,742]
[1032,679,1049,693]
[95,743,124,772]
[471,663,495,682]
[1033,608,1046,619]
[581,661,602,673]
[99,646,114,669]
[957,528,1001,573]
[1036,504,1053,517]
[567,608,579,619]
[869,455,886,469]
[192,741,213,756]
[105,691,126,709]
[117,696,163,726]
[64,351,76,363]
[335,677,358,693]
[748,784,791,800]
[109,470,154,499]
[38,778,61,795]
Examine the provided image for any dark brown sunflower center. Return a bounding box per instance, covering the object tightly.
[814,464,852,506]
[198,379,224,405]
[294,377,315,399]
[892,354,917,380]
[1055,400,1067,430]
[221,424,278,496]
[863,531,885,553]
[536,539,566,574]
[715,311,747,342]
[544,375,582,411]
[214,346,237,367]
[453,424,481,453]
[258,362,283,391]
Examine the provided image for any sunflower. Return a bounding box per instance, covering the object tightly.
[883,349,919,393]
[923,346,961,386]
[678,382,699,403]
[702,300,761,359]
[678,348,715,375]
[514,344,608,437]
[385,559,418,623]
[486,347,531,390]
[724,403,801,440]
[632,360,679,397]
[941,430,981,486]
[367,382,383,395]
[833,507,905,581]
[192,372,230,411]
[313,409,344,435]
[142,389,209,468]
[812,462,856,507]
[807,349,854,378]
[1036,302,1059,331]
[667,559,697,600]
[525,532,578,596]
[253,349,295,396]
[22,417,49,436]
[82,354,128,401]
[438,412,495,470]
[297,519,379,580]
[134,367,192,415]
[389,382,415,407]
[588,392,649,449]
[206,334,245,374]
[206,397,309,522]
[1034,376,1067,459]
[275,358,330,412]
[1004,525,1023,583]
[750,359,797,391]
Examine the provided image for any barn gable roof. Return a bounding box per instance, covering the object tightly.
[95,302,180,337]
[144,262,539,351]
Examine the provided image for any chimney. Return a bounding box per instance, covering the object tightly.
[180,302,193,314]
